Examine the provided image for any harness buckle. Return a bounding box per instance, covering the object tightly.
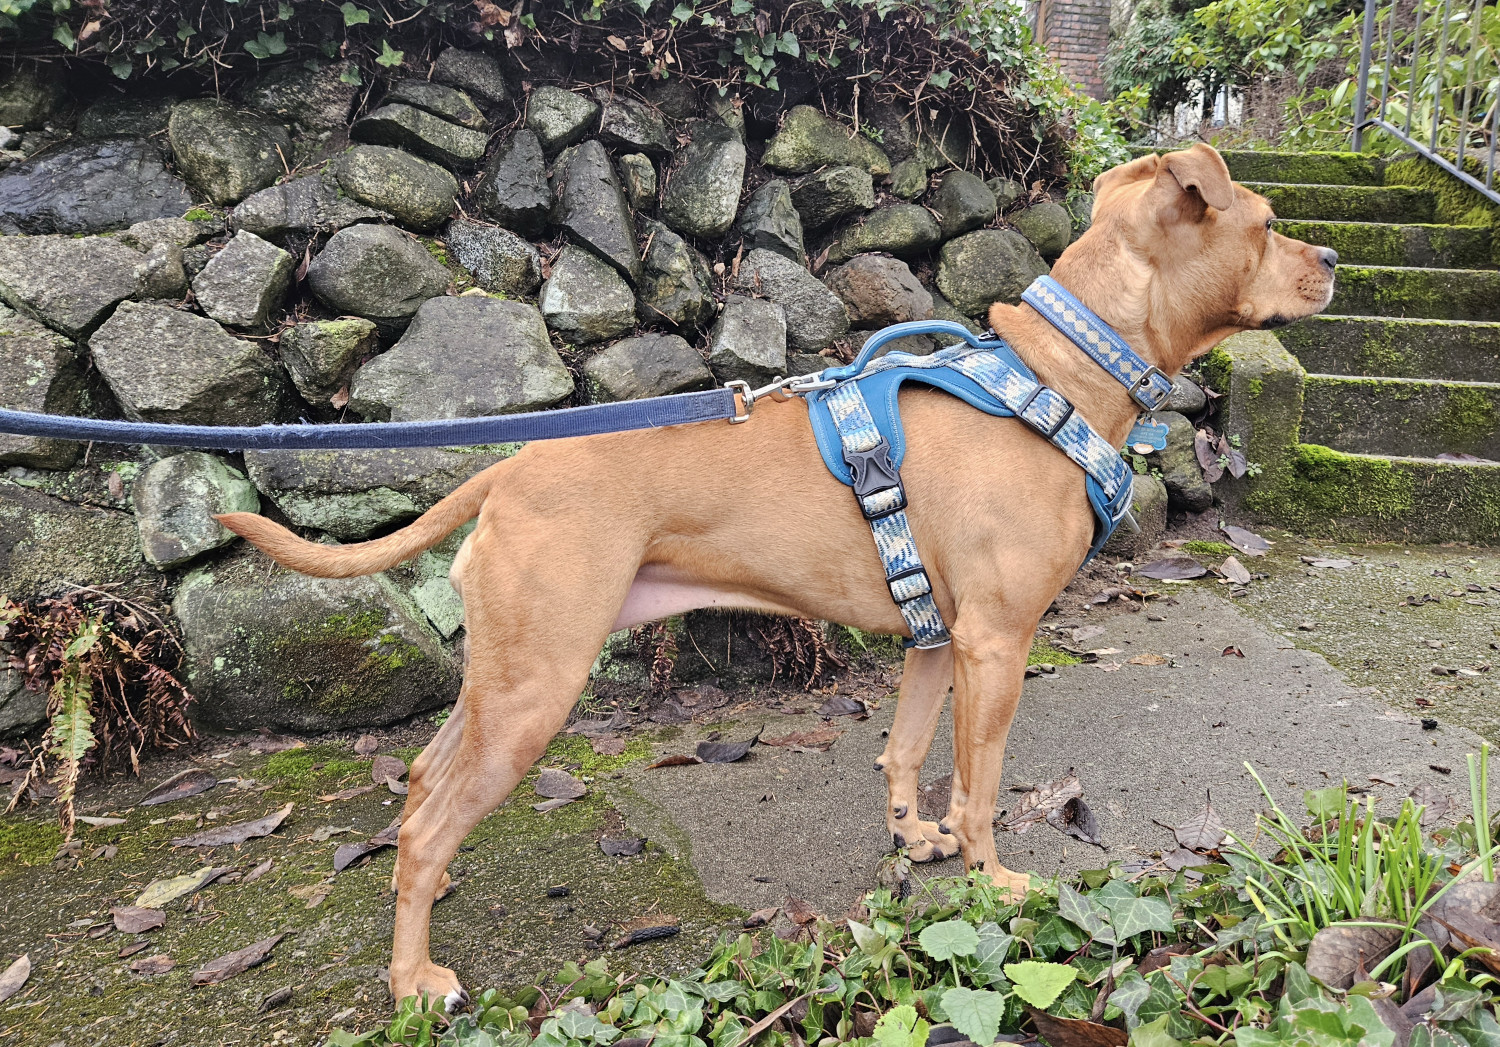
[724,380,753,423]
[845,439,907,519]
[1128,366,1173,412]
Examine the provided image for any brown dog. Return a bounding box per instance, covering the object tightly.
[218,144,1336,1005]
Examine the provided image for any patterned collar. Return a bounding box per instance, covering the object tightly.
[1021,276,1175,413]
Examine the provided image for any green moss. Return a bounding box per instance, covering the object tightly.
[261,745,367,785]
[182,207,214,222]
[269,610,430,718]
[0,817,62,868]
[1428,385,1499,446]
[543,733,654,777]
[1248,377,1264,398]
[1028,639,1082,667]
[1181,540,1235,557]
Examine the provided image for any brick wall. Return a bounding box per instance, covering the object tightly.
[1039,0,1111,99]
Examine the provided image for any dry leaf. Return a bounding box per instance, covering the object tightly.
[119,941,151,958]
[140,767,219,806]
[1000,772,1083,835]
[647,754,702,769]
[135,866,233,908]
[1046,796,1104,848]
[744,906,779,928]
[760,728,843,752]
[1221,524,1271,556]
[1174,800,1227,852]
[591,736,627,756]
[353,735,379,757]
[79,816,126,827]
[172,803,293,848]
[535,768,586,799]
[599,837,644,857]
[1026,1007,1127,1046]
[130,954,174,976]
[318,785,376,802]
[243,859,273,884]
[289,884,331,908]
[783,895,820,926]
[112,906,166,934]
[1137,558,1207,580]
[192,934,285,985]
[1126,653,1168,667]
[697,737,755,764]
[532,797,576,812]
[1222,646,1245,658]
[0,955,29,1003]
[606,34,629,50]
[371,755,407,786]
[1219,556,1252,584]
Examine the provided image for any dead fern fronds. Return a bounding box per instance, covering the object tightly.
[636,620,679,700]
[748,615,848,691]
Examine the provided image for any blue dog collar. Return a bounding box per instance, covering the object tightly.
[1021,276,1174,413]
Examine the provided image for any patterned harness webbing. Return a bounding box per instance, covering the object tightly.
[805,276,1171,650]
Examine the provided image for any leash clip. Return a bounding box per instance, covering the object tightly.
[724,371,838,423]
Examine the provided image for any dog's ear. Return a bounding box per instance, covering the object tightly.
[1159,144,1235,213]
[1092,153,1159,204]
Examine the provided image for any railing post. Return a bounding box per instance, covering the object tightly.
[1352,0,1380,151]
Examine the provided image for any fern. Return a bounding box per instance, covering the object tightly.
[48,660,97,840]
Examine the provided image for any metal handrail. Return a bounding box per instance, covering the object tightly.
[1353,0,1500,206]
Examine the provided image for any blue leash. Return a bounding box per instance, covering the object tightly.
[0,388,739,451]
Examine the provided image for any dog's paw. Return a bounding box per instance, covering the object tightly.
[392,962,467,1011]
[906,821,961,863]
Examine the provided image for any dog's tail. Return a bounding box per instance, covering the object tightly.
[216,465,496,579]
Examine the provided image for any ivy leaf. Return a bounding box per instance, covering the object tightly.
[918,920,979,961]
[341,2,371,26]
[108,55,133,79]
[52,22,76,49]
[730,0,753,12]
[1128,1015,1184,1047]
[848,919,884,953]
[872,1004,929,1047]
[339,65,364,86]
[971,922,1014,987]
[1107,970,1151,1030]
[277,2,294,20]
[376,39,405,67]
[940,986,1005,1045]
[671,2,695,20]
[1003,961,1078,1009]
[1057,883,1116,945]
[1091,879,1176,941]
[243,31,286,59]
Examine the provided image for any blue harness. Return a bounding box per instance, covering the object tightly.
[802,276,1174,649]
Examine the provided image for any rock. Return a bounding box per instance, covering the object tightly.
[351,103,488,170]
[787,351,831,375]
[1066,192,1095,239]
[890,158,928,200]
[707,93,746,140]
[279,318,378,404]
[918,120,971,170]
[478,129,552,235]
[182,246,210,280]
[0,234,142,339]
[597,92,671,156]
[0,642,44,737]
[789,166,874,232]
[242,61,358,132]
[134,243,189,300]
[0,484,141,599]
[649,79,700,121]
[1156,410,1215,513]
[707,296,788,384]
[988,177,1024,210]
[526,86,599,153]
[0,65,65,130]
[131,452,260,568]
[866,103,918,163]
[433,48,510,106]
[738,179,804,262]
[89,301,292,426]
[928,286,982,334]
[0,307,83,470]
[637,218,714,331]
[349,296,573,421]
[306,224,451,330]
[824,254,933,327]
[932,170,997,238]
[1168,375,1208,415]
[384,80,488,131]
[1010,200,1072,260]
[762,105,890,175]
[540,246,636,345]
[0,137,194,235]
[443,219,541,297]
[660,121,747,240]
[729,248,848,352]
[618,153,657,211]
[76,97,177,142]
[934,229,1048,316]
[849,328,936,358]
[1102,473,1167,559]
[173,550,458,732]
[120,215,222,251]
[582,334,714,403]
[552,140,641,285]
[825,204,940,264]
[333,144,458,232]
[168,99,293,206]
[191,230,294,329]
[243,446,510,540]
[232,171,383,241]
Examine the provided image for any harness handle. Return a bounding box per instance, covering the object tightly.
[826,320,1008,380]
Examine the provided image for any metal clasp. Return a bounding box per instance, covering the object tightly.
[723,370,837,423]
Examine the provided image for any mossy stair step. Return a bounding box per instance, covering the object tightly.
[1277,315,1500,382]
[1242,182,1436,223]
[1328,264,1500,320]
[1301,375,1500,460]
[1273,219,1491,268]
[1251,444,1500,543]
[1220,150,1386,186]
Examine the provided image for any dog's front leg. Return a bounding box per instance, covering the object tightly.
[941,627,1031,897]
[876,645,960,862]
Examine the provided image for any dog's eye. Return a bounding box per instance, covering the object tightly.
[1265,218,1275,231]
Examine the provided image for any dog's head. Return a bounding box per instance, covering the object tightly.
[1048,143,1336,375]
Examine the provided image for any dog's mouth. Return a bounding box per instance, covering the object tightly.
[1261,314,1291,330]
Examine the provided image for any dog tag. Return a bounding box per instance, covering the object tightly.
[1125,417,1169,452]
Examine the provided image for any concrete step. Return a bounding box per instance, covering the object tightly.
[1243,182,1436,222]
[1329,265,1500,320]
[1302,374,1500,460]
[1263,444,1500,542]
[1221,150,1385,186]
[1274,219,1491,268]
[1277,315,1500,383]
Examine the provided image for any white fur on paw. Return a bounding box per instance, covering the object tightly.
[444,988,468,1012]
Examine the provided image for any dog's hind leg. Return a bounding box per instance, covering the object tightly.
[389,689,466,895]
[876,645,960,863]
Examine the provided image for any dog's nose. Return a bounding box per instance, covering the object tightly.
[1318,247,1338,271]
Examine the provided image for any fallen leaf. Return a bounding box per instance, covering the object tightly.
[1000,773,1083,835]
[78,816,126,827]
[532,797,576,812]
[534,768,587,799]
[371,755,407,786]
[759,727,843,752]
[112,906,166,934]
[599,837,644,857]
[606,33,628,50]
[1410,784,1452,827]
[1303,557,1354,569]
[385,777,408,795]
[318,785,376,802]
[1222,646,1245,658]
[288,884,331,908]
[244,859,273,884]
[118,941,151,958]
[647,754,703,769]
[1306,922,1401,989]
[1221,523,1271,556]
[1174,799,1227,852]
[816,695,869,718]
[1219,556,1252,584]
[1026,1007,1127,1046]
[172,803,293,847]
[0,955,29,1003]
[192,934,285,986]
[1098,662,1122,672]
[135,866,233,908]
[130,954,174,975]
[1126,653,1168,667]
[332,823,398,872]
[1137,558,1207,580]
[1046,796,1104,848]
[260,985,294,1013]
[1194,430,1217,470]
[783,895,820,926]
[591,736,627,756]
[248,733,303,754]
[140,767,219,806]
[353,735,379,757]
[744,906,779,928]
[697,737,755,764]
[613,924,681,948]
[309,824,353,842]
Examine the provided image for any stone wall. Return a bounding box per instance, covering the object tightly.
[0,53,1091,737]
[1039,0,1112,99]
